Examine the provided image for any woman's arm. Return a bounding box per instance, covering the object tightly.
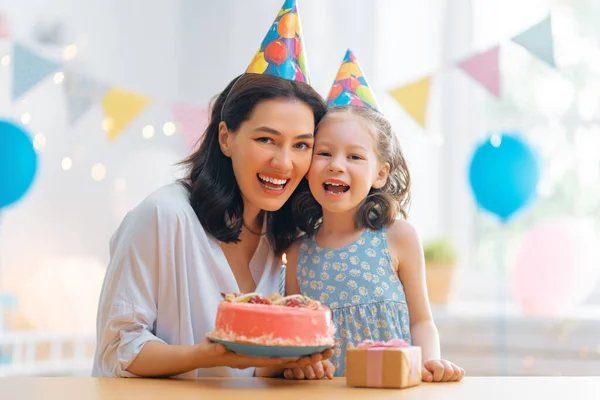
[94,199,174,377]
[129,338,294,377]
[127,341,209,377]
[95,199,294,378]
[284,240,303,295]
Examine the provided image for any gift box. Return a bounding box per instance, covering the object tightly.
[346,339,422,389]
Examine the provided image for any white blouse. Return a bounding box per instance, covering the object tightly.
[92,182,282,377]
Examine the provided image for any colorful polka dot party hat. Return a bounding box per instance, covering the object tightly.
[246,0,310,84]
[326,49,381,112]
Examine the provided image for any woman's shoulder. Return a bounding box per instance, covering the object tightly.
[137,181,192,212]
[120,182,198,231]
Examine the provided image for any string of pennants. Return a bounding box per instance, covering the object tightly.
[388,15,556,127]
[1,14,556,145]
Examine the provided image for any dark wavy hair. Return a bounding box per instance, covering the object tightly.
[178,73,327,254]
[293,105,411,236]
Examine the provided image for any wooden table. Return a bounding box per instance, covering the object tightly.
[2,376,599,399]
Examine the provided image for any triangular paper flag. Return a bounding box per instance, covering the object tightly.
[458,46,501,97]
[512,15,556,68]
[172,103,210,152]
[0,13,10,39]
[12,42,60,101]
[33,20,66,46]
[101,88,150,141]
[63,70,108,125]
[389,77,431,127]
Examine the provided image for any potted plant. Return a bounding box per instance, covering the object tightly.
[423,239,457,305]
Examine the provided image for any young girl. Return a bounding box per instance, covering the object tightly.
[284,50,465,382]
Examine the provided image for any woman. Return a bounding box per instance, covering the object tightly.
[93,0,334,379]
[92,71,330,378]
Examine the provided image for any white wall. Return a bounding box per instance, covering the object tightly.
[0,0,456,332]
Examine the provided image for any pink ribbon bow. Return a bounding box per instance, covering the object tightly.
[356,338,410,349]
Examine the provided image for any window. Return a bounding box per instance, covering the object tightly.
[468,0,600,309]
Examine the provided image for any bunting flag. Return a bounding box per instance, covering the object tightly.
[512,15,556,68]
[388,76,431,128]
[63,69,108,125]
[11,42,61,101]
[32,20,66,46]
[458,45,501,97]
[171,103,210,152]
[1,10,560,136]
[0,13,10,39]
[101,88,150,141]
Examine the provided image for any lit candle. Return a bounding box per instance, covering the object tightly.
[279,253,287,296]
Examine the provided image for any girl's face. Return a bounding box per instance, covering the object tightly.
[219,98,315,213]
[307,114,389,214]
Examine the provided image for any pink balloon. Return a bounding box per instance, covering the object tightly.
[513,218,600,317]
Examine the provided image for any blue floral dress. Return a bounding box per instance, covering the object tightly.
[296,227,412,377]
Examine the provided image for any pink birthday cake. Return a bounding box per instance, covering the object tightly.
[207,292,336,347]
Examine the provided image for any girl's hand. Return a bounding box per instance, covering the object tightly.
[256,345,336,378]
[283,359,335,380]
[200,338,335,372]
[422,359,465,382]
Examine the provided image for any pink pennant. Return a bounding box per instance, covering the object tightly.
[458,46,500,97]
[172,103,210,152]
[0,14,11,39]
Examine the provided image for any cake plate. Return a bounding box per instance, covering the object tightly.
[208,338,333,358]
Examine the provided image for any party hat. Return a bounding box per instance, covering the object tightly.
[326,49,381,112]
[246,0,310,83]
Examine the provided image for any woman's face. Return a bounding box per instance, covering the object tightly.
[219,98,315,213]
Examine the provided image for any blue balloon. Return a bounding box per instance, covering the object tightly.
[468,132,540,221]
[333,91,353,107]
[282,0,295,10]
[264,63,278,77]
[0,120,38,209]
[277,58,296,80]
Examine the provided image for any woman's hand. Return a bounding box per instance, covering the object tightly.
[422,359,465,382]
[197,338,298,369]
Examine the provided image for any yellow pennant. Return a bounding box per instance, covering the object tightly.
[388,76,431,128]
[101,88,150,141]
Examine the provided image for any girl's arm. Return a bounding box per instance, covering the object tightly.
[388,219,440,361]
[389,220,464,382]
